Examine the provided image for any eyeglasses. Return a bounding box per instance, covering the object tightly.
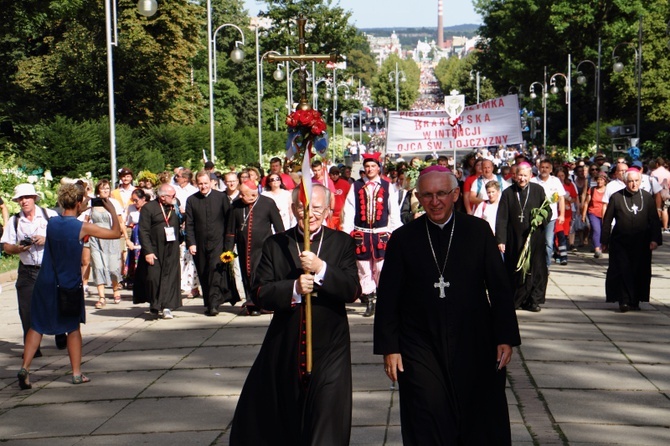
[416,189,456,201]
[269,178,281,182]
[295,205,327,217]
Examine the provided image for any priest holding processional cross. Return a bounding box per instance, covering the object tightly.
[230,16,361,446]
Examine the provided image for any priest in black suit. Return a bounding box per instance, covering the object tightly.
[230,184,361,445]
[374,166,520,445]
[225,180,284,315]
[135,184,182,317]
[185,170,233,316]
[496,162,551,311]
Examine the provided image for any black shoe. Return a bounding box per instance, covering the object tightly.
[248,310,261,316]
[619,304,630,313]
[205,308,219,317]
[55,333,67,350]
[363,299,376,317]
[560,259,568,265]
[524,303,541,312]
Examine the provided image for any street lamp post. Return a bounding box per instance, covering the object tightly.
[550,54,572,159]
[207,0,246,163]
[388,62,406,111]
[612,17,642,145]
[576,40,602,153]
[529,66,548,152]
[332,81,350,161]
[470,70,484,104]
[106,0,157,186]
[255,25,285,168]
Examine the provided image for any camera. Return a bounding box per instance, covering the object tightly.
[19,236,33,247]
[90,197,104,207]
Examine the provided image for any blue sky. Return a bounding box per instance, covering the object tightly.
[242,0,481,29]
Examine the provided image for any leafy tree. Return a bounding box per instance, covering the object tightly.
[371,54,420,110]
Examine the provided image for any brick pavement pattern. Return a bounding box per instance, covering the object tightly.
[1,236,669,445]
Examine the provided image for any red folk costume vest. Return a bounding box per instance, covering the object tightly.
[351,179,391,261]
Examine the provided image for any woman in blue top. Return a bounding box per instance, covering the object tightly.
[18,183,122,389]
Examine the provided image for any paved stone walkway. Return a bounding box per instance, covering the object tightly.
[0,235,669,445]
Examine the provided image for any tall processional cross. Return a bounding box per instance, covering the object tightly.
[267,15,337,111]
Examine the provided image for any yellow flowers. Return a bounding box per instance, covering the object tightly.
[220,251,237,264]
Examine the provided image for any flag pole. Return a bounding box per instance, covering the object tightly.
[303,207,312,375]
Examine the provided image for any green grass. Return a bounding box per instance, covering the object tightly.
[0,253,19,274]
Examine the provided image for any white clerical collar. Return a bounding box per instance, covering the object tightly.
[427,213,454,230]
[296,225,324,241]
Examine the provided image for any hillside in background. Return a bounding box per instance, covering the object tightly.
[360,24,480,46]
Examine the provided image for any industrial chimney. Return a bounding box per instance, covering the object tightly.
[437,0,444,48]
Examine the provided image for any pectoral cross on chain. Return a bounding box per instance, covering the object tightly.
[518,214,525,223]
[631,204,639,215]
[434,275,450,298]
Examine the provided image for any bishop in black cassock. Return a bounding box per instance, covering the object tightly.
[375,168,520,445]
[230,185,361,445]
[225,182,284,313]
[185,173,234,315]
[496,166,551,310]
[601,169,662,311]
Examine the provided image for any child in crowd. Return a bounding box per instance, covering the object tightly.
[473,180,501,235]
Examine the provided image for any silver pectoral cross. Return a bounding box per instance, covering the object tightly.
[631,204,639,215]
[434,275,450,298]
[518,214,524,223]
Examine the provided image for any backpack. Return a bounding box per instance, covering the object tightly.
[661,178,670,201]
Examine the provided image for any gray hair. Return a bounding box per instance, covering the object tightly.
[623,169,641,182]
[157,184,175,197]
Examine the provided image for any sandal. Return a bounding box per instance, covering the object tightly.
[113,292,121,304]
[18,368,32,390]
[95,298,106,309]
[72,374,90,385]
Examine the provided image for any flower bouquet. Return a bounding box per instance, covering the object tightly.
[515,192,559,281]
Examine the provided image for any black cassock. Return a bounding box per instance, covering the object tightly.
[225,195,284,299]
[185,189,234,311]
[230,227,361,446]
[133,200,182,312]
[601,189,662,306]
[496,182,550,308]
[374,213,521,445]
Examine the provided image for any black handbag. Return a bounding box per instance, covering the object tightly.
[57,284,84,317]
[48,238,84,317]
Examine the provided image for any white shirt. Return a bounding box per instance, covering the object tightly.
[175,183,198,213]
[473,200,499,235]
[0,207,59,266]
[531,175,566,221]
[602,179,625,204]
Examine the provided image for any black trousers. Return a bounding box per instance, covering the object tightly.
[16,263,40,340]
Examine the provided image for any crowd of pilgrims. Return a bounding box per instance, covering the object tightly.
[26,149,666,318]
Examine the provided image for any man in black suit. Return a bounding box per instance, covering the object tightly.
[185,170,233,316]
[225,180,284,315]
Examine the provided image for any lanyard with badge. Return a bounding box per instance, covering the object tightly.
[160,204,176,242]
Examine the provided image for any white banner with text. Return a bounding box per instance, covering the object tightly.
[385,95,523,154]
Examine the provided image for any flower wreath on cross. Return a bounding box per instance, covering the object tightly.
[284,108,329,168]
